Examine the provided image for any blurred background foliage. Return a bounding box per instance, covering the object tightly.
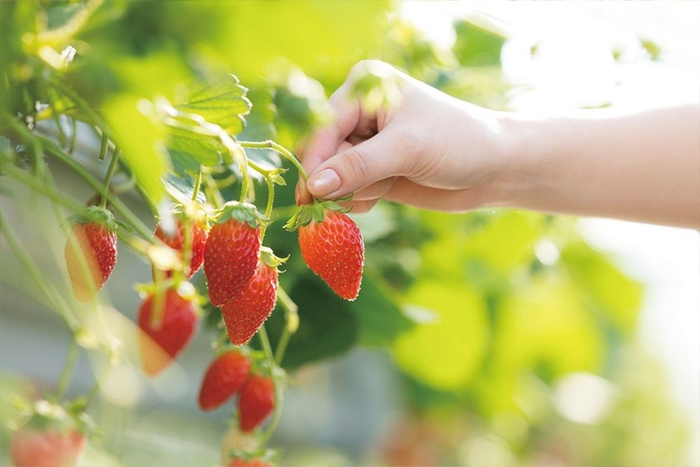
[0,1,694,466]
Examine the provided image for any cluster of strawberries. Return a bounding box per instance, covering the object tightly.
[41,198,364,465]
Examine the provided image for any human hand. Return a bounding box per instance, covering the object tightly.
[295,60,508,213]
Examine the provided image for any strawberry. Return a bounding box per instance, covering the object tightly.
[198,350,251,411]
[238,374,275,433]
[227,459,273,467]
[286,200,364,300]
[204,202,264,306]
[137,285,198,377]
[154,213,208,279]
[10,401,87,467]
[64,206,118,302]
[220,251,280,346]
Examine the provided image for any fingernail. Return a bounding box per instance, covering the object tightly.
[307,169,341,197]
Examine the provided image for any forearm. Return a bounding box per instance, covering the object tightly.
[494,104,700,228]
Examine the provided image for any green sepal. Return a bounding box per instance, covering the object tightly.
[213,201,269,228]
[283,195,352,231]
[68,206,119,232]
[260,245,288,270]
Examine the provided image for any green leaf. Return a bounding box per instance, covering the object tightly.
[167,125,225,175]
[348,273,416,348]
[266,274,359,370]
[392,280,489,391]
[452,19,505,67]
[103,94,169,208]
[560,241,644,334]
[174,75,251,135]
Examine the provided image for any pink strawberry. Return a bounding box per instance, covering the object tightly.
[198,350,251,411]
[287,200,364,300]
[220,252,279,346]
[64,206,118,302]
[204,202,264,306]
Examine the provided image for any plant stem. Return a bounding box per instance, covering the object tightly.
[0,209,79,330]
[192,168,203,202]
[274,286,298,366]
[256,324,285,448]
[100,147,120,209]
[35,134,153,239]
[54,339,80,401]
[239,140,308,180]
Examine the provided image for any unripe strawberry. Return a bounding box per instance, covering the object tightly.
[137,285,198,377]
[287,200,364,300]
[220,253,280,346]
[238,374,275,433]
[64,207,118,302]
[154,214,208,279]
[204,202,265,306]
[198,350,251,411]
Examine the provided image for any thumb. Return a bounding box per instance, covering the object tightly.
[305,129,408,200]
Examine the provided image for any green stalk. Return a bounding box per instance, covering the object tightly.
[274,286,298,366]
[54,339,80,401]
[239,140,308,180]
[191,168,203,202]
[256,325,284,447]
[0,209,79,330]
[99,147,120,209]
[1,164,86,212]
[35,134,153,239]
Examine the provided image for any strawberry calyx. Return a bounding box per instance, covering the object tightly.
[214,201,269,229]
[13,400,92,438]
[283,195,352,231]
[69,206,119,232]
[226,448,278,467]
[259,246,286,271]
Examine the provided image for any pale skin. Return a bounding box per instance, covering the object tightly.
[296,60,700,229]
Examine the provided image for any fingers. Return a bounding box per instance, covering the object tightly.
[304,125,409,200]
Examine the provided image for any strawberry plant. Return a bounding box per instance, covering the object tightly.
[0,1,691,466]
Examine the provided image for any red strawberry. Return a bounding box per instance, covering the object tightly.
[220,251,280,346]
[204,202,264,306]
[238,374,275,433]
[10,401,86,467]
[64,206,118,302]
[11,428,84,467]
[137,285,198,377]
[198,350,251,411]
[287,201,364,300]
[154,214,208,279]
[227,459,273,467]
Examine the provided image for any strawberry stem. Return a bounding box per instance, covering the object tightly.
[274,286,298,366]
[192,168,203,202]
[99,146,120,209]
[0,209,80,330]
[239,140,308,181]
[54,339,80,401]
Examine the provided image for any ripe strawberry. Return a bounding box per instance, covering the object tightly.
[137,285,198,377]
[198,350,251,411]
[220,253,279,346]
[204,202,264,306]
[64,206,118,302]
[286,200,364,300]
[154,214,208,279]
[227,459,273,467]
[10,401,86,467]
[238,374,275,433]
[11,428,84,467]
